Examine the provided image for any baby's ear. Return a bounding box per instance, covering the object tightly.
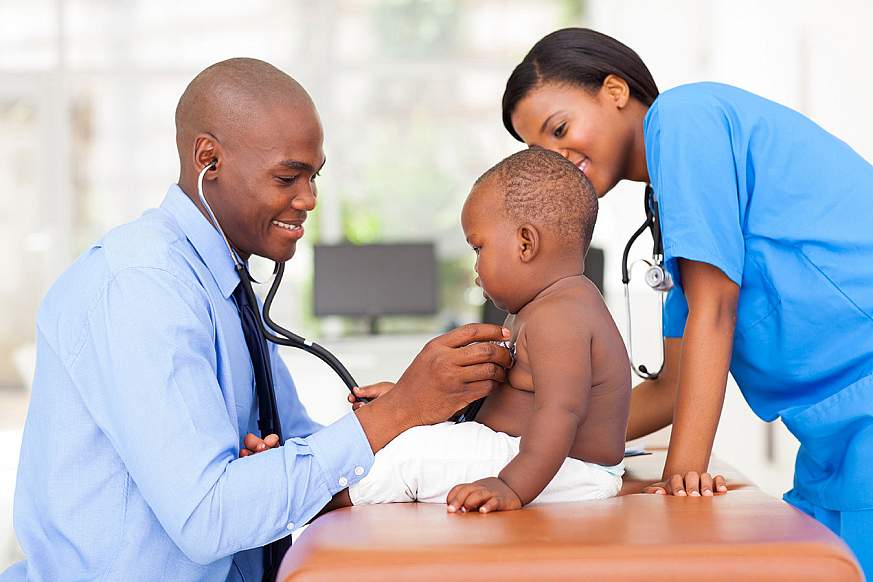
[517,224,540,263]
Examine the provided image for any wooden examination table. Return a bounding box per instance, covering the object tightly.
[278,449,862,581]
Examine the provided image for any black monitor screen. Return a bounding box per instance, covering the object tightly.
[313,243,438,317]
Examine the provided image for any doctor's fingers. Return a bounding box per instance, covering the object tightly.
[243,433,277,453]
[243,433,265,452]
[460,380,499,403]
[714,474,728,493]
[353,382,395,400]
[437,323,511,349]
[454,342,513,368]
[460,363,506,384]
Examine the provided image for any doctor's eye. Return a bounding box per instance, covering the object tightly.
[310,170,321,183]
[276,175,298,185]
[553,122,567,139]
[471,246,481,255]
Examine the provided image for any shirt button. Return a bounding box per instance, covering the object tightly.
[286,522,295,531]
[354,466,365,476]
[338,476,349,487]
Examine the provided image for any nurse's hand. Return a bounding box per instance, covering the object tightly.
[347,382,395,410]
[643,472,728,496]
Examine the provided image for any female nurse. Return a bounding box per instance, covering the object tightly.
[502,27,873,575]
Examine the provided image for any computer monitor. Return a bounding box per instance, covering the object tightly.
[313,242,439,333]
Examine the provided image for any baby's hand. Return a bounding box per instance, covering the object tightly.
[446,477,522,514]
[239,433,280,458]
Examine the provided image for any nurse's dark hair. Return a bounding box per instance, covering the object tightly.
[502,28,659,141]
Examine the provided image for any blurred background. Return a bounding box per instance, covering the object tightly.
[2,0,872,569]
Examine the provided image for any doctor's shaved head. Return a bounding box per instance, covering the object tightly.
[174,57,325,263]
[175,57,316,173]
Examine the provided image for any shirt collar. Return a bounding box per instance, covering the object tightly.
[161,184,241,298]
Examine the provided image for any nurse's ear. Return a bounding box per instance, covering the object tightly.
[193,133,224,180]
[601,74,631,110]
[516,223,540,263]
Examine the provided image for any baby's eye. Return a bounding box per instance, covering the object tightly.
[553,122,566,138]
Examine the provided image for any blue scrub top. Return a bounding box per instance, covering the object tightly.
[644,82,873,511]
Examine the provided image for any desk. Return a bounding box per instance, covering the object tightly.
[279,449,861,581]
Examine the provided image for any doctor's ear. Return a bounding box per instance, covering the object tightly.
[193,134,223,178]
[517,224,540,263]
[601,74,631,109]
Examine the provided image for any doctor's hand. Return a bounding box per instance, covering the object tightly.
[239,433,280,458]
[395,323,512,426]
[347,382,395,410]
[643,471,728,497]
[354,323,512,453]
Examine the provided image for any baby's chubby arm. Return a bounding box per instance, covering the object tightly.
[447,305,592,512]
[497,305,592,505]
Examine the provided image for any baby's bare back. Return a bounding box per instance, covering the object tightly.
[475,276,631,466]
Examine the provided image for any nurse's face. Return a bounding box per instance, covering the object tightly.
[509,78,641,197]
[204,101,325,263]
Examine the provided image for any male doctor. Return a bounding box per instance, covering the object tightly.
[2,58,511,581]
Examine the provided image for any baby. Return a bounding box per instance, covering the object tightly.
[245,147,631,513]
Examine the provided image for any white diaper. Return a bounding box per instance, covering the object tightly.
[349,421,623,506]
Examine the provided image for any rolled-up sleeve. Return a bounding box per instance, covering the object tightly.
[67,266,373,565]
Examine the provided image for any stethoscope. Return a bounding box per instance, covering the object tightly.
[195,162,362,401]
[621,184,673,380]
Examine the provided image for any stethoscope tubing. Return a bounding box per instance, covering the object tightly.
[622,184,671,380]
[196,163,363,402]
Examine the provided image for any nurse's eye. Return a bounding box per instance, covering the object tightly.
[553,122,566,139]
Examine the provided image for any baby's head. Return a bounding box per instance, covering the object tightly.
[461,146,598,314]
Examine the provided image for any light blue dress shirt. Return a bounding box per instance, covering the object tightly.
[2,185,374,581]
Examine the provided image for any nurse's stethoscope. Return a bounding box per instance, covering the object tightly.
[196,162,362,399]
[621,184,673,380]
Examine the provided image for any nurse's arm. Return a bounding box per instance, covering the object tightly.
[659,260,738,495]
[625,338,682,441]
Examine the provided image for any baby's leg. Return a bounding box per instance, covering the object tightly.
[348,421,517,505]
